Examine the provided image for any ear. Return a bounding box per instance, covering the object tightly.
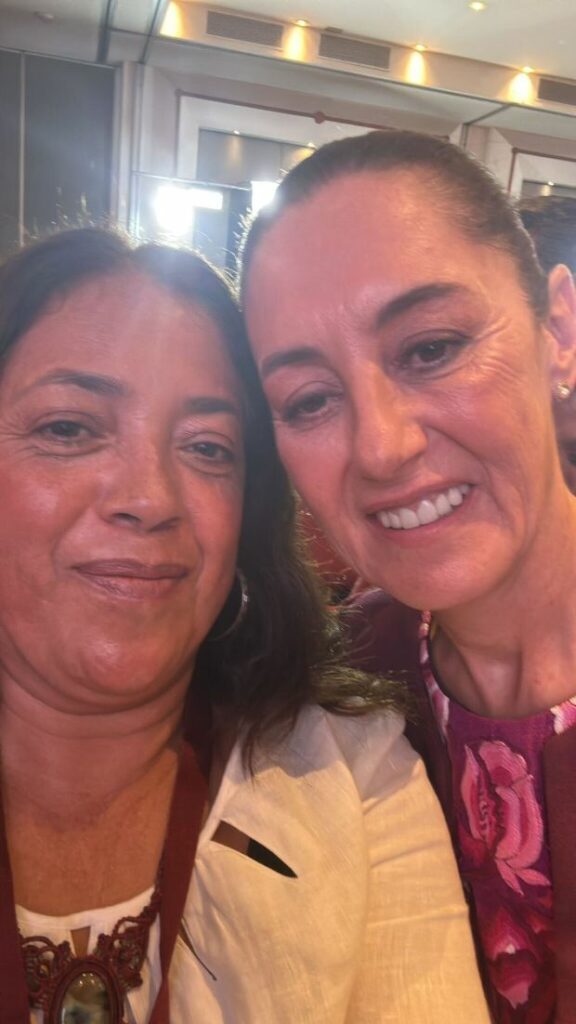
[545,265,576,388]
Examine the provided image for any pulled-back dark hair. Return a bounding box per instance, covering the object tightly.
[241,129,549,320]
[0,228,397,762]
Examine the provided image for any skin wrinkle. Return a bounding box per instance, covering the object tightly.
[0,271,244,852]
[246,170,576,718]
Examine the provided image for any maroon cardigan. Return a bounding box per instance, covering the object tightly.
[344,590,576,1024]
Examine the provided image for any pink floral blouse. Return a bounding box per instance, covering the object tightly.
[419,612,576,1024]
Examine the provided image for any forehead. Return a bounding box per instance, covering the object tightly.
[9,271,239,390]
[246,169,518,335]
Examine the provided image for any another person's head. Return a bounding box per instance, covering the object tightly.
[0,228,370,759]
[518,195,576,276]
[519,195,576,492]
[241,130,576,612]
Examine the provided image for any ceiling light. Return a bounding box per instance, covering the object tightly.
[295,19,309,27]
[548,181,555,187]
[468,1,487,10]
[233,129,240,135]
[414,43,427,52]
[522,65,534,73]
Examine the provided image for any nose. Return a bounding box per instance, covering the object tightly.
[350,367,427,481]
[99,440,183,533]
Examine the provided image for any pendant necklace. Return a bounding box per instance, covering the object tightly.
[0,739,208,1024]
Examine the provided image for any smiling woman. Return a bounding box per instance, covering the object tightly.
[241,129,576,1023]
[0,227,488,1023]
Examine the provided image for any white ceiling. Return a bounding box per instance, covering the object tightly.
[0,0,575,80]
[214,0,576,79]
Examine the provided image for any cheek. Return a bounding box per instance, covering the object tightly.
[0,465,85,543]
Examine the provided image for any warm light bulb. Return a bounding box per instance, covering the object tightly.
[414,43,427,52]
[522,65,534,73]
[468,1,487,10]
[295,19,309,27]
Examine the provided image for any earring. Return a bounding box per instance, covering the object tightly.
[207,569,249,642]
[554,382,572,402]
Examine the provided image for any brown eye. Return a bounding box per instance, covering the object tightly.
[189,440,234,463]
[36,420,93,443]
[415,340,450,363]
[400,335,468,373]
[42,421,86,439]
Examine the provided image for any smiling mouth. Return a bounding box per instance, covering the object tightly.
[375,483,471,531]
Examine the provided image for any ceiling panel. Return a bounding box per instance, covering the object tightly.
[112,0,163,34]
[483,104,576,140]
[0,0,102,61]
[183,0,576,80]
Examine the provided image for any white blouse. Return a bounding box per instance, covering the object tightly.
[20,706,489,1023]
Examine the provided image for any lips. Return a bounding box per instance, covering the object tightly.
[73,559,189,599]
[74,559,188,580]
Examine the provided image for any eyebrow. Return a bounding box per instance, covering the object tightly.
[17,369,241,418]
[17,369,127,399]
[260,346,324,380]
[373,282,469,329]
[181,396,241,418]
[260,282,471,380]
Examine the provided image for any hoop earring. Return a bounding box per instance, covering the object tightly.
[207,569,249,642]
[554,382,572,402]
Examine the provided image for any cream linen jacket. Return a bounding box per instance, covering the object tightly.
[23,706,489,1023]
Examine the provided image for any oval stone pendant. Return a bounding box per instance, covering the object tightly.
[48,960,123,1024]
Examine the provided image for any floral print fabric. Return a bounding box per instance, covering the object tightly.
[419,613,576,1024]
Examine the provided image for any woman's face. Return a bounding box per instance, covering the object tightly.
[0,272,244,710]
[245,170,576,610]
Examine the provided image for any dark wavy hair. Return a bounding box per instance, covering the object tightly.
[240,128,549,321]
[0,228,399,762]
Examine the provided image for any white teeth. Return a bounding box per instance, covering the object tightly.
[435,493,451,516]
[399,508,419,530]
[376,484,471,531]
[417,499,439,525]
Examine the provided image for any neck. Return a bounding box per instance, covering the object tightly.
[433,489,576,717]
[0,671,189,825]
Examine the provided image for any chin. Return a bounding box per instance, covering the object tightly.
[70,640,194,704]
[365,558,504,613]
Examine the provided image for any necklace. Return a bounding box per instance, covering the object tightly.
[0,739,209,1024]
[22,877,162,1023]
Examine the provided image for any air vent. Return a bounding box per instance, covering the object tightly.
[538,77,576,107]
[319,32,391,70]
[206,10,283,48]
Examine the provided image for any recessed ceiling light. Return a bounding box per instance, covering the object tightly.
[522,65,534,73]
[468,1,487,10]
[34,10,55,20]
[233,129,240,135]
[548,181,555,187]
[295,19,309,27]
[414,43,427,52]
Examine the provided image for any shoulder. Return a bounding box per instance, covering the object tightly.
[280,704,422,803]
